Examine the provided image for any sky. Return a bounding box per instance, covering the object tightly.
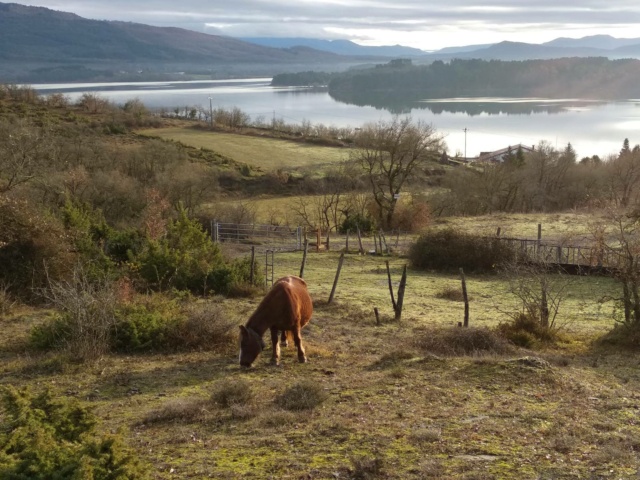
[16,1,640,51]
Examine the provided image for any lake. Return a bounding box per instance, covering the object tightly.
[33,78,640,159]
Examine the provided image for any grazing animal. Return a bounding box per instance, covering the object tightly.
[239,276,313,367]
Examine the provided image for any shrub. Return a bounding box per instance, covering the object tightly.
[31,266,118,362]
[112,298,181,352]
[211,379,254,408]
[496,312,559,347]
[339,213,375,234]
[169,303,237,352]
[409,228,516,272]
[133,208,225,294]
[0,386,149,479]
[415,326,514,356]
[275,381,328,411]
[0,196,76,301]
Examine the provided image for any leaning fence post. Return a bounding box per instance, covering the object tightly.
[395,264,407,321]
[460,267,469,327]
[385,260,397,312]
[357,226,364,255]
[328,252,345,304]
[299,239,309,278]
[346,230,350,253]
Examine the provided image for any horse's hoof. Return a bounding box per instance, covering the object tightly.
[298,357,308,363]
[280,341,289,347]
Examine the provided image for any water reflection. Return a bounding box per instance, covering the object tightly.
[31,79,640,158]
[329,90,606,116]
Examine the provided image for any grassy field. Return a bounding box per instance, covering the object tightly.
[3,251,639,479]
[137,127,349,175]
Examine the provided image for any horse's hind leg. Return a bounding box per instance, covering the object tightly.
[280,330,288,347]
[292,327,307,363]
[270,327,281,366]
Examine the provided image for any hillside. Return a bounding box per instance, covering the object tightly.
[0,2,359,82]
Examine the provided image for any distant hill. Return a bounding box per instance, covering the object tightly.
[0,2,362,82]
[239,37,426,57]
[429,35,640,61]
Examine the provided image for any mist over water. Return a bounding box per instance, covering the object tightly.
[34,79,640,159]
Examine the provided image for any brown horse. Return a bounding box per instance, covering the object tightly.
[239,276,313,367]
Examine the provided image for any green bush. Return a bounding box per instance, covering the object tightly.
[133,208,225,294]
[339,213,375,234]
[0,386,149,479]
[409,228,516,273]
[112,299,181,352]
[496,313,558,347]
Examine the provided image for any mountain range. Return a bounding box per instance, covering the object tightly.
[2,1,640,83]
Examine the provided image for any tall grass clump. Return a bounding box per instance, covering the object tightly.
[275,380,328,411]
[409,228,516,272]
[415,326,514,356]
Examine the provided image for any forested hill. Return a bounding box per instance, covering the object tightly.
[327,57,640,108]
[0,2,352,82]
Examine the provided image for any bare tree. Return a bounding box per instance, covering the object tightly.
[350,116,442,229]
[0,120,56,193]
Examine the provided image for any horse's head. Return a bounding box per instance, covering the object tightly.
[239,325,265,367]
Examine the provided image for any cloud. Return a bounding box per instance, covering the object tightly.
[16,1,640,48]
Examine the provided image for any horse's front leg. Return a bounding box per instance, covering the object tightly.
[270,327,281,366]
[292,326,307,363]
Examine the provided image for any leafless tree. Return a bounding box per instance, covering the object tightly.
[350,116,442,229]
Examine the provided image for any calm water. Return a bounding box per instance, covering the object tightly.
[33,78,640,159]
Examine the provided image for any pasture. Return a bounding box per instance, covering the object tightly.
[137,127,349,175]
[2,250,639,479]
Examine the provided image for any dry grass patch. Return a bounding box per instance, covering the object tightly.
[142,397,212,424]
[414,326,515,356]
[211,378,254,408]
[275,380,328,411]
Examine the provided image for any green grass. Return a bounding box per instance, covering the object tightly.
[137,127,349,174]
[1,252,637,479]
[433,211,609,243]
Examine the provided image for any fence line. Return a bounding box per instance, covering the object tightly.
[210,222,414,255]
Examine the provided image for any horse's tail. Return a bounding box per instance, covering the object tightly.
[284,330,293,344]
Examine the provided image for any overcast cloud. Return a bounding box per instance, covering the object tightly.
[16,1,640,50]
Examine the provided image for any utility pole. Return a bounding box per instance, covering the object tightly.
[463,127,467,159]
[208,97,213,128]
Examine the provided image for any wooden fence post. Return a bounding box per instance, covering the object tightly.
[496,227,501,237]
[395,264,407,321]
[380,230,389,254]
[346,230,350,253]
[316,228,321,252]
[385,260,397,312]
[328,253,345,304]
[460,267,469,327]
[299,239,309,278]
[537,223,542,256]
[357,226,365,255]
[374,307,381,325]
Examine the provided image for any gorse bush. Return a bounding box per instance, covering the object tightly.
[0,386,149,479]
[409,228,516,272]
[32,286,236,355]
[133,208,226,294]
